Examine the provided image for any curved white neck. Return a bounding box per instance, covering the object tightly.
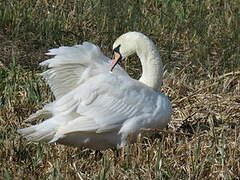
[136,36,163,90]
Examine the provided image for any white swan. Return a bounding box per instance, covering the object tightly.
[18,32,172,150]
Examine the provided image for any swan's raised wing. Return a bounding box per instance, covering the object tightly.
[40,42,128,99]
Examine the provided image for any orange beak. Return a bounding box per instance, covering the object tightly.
[110,52,122,72]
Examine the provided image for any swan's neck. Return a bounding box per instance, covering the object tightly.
[136,37,163,90]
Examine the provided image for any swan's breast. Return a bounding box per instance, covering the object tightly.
[152,93,172,128]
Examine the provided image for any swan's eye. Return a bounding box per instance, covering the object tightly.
[113,45,121,53]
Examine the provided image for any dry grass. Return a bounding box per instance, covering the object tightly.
[0,0,240,179]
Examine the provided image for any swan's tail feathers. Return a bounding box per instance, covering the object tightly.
[24,109,53,122]
[19,106,56,141]
[18,117,63,143]
[17,125,56,142]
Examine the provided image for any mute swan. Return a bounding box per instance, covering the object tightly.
[18,32,172,150]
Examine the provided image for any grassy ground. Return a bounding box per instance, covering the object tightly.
[0,0,240,179]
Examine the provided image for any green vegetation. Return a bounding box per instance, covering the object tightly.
[0,0,239,179]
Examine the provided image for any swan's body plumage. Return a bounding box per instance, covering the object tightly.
[18,32,172,150]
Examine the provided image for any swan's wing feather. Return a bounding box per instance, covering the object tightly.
[41,64,85,98]
[40,42,127,99]
[41,42,105,67]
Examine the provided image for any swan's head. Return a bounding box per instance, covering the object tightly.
[110,32,142,71]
